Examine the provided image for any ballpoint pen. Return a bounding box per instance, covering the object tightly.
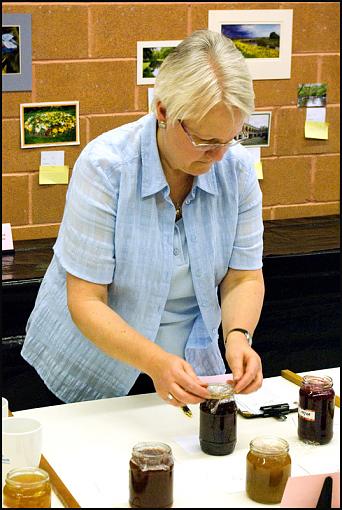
[180,405,192,418]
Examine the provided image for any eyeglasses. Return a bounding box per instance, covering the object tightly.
[180,121,249,151]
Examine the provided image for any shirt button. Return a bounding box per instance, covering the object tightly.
[191,235,197,242]
[185,199,190,205]
[196,270,201,277]
[173,248,179,256]
[212,328,216,333]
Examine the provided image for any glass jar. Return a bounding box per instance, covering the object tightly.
[2,467,51,508]
[298,375,335,445]
[199,382,237,456]
[246,436,291,504]
[129,442,174,508]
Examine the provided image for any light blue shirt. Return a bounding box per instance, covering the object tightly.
[22,113,263,402]
[155,218,200,358]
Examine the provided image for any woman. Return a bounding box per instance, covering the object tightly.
[21,30,264,408]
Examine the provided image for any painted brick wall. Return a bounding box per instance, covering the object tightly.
[2,2,340,241]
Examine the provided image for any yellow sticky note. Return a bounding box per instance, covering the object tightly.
[254,161,263,180]
[305,121,329,140]
[39,165,69,185]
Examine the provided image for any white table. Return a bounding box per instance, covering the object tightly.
[14,368,340,508]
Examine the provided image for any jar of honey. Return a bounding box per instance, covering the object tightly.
[199,382,237,456]
[298,375,335,445]
[129,442,174,508]
[246,436,291,504]
[2,467,51,508]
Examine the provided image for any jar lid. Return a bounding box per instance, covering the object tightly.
[250,436,289,455]
[207,382,234,399]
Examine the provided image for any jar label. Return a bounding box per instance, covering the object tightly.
[298,407,315,421]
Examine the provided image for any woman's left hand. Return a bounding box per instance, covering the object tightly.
[225,334,263,394]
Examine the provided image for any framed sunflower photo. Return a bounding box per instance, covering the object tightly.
[20,101,80,149]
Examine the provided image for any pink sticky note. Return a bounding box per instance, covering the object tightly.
[2,223,14,251]
[280,472,340,508]
[198,374,233,384]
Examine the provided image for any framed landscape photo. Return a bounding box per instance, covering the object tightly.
[137,40,181,85]
[20,101,80,149]
[2,14,32,91]
[241,111,272,148]
[208,9,293,80]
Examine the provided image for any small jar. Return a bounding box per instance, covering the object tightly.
[298,375,335,445]
[199,382,237,456]
[2,467,51,508]
[246,436,291,504]
[129,442,174,508]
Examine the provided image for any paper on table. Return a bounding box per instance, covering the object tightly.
[39,166,69,185]
[305,121,329,140]
[234,378,298,415]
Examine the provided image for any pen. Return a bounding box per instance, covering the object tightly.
[181,405,192,418]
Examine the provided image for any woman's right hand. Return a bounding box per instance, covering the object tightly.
[146,351,210,407]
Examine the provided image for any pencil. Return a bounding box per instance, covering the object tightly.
[281,369,340,408]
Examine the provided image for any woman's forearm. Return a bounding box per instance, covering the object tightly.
[68,294,167,376]
[220,268,265,342]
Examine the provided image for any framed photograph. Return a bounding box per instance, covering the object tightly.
[297,83,327,108]
[2,14,32,92]
[208,9,293,80]
[20,101,80,149]
[240,111,272,147]
[137,40,181,85]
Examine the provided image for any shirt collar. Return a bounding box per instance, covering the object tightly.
[140,113,218,198]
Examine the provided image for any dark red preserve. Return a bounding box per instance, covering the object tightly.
[298,375,335,445]
[129,442,173,508]
[199,383,237,456]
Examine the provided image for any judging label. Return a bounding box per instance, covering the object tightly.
[298,407,315,421]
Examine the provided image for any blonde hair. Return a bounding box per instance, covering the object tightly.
[152,29,255,126]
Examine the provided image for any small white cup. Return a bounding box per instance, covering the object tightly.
[2,417,42,484]
[2,397,9,418]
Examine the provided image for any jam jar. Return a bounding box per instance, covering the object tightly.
[2,467,51,508]
[129,442,174,508]
[246,436,291,504]
[199,382,237,456]
[298,375,335,445]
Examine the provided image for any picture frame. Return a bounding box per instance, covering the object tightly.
[20,101,80,149]
[208,9,293,80]
[2,14,32,92]
[137,40,181,85]
[241,111,272,148]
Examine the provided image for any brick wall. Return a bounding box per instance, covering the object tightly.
[2,2,340,241]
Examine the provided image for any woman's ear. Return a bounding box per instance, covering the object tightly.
[156,101,167,122]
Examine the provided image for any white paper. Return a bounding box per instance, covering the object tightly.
[40,151,65,166]
[2,223,14,251]
[174,434,201,454]
[246,146,261,164]
[306,107,326,122]
[235,379,298,415]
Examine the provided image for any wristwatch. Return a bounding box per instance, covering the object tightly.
[224,328,253,347]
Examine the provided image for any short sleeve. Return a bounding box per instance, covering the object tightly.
[54,144,118,284]
[229,160,264,270]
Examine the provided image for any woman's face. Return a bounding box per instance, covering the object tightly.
[157,102,245,177]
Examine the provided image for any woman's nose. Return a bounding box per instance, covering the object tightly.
[205,146,227,161]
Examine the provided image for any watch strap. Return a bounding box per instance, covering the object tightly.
[224,328,253,347]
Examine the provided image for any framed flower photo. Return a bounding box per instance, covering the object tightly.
[208,9,293,80]
[137,40,181,85]
[20,101,80,149]
[2,14,32,92]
